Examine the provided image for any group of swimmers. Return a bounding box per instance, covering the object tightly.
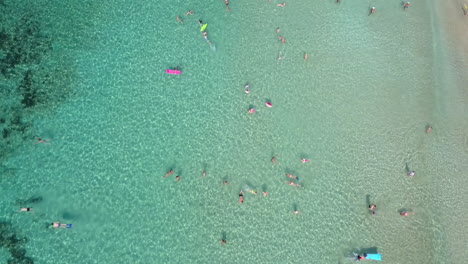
[364,126,433,220]
[244,83,273,114]
[17,203,71,229]
[32,137,73,229]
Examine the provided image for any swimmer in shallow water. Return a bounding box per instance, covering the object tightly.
[286,181,301,187]
[286,174,299,180]
[408,170,415,177]
[244,84,250,94]
[164,169,174,178]
[271,156,279,164]
[238,191,244,204]
[277,2,286,7]
[403,2,410,10]
[400,211,415,216]
[185,10,194,16]
[34,137,51,144]
[17,208,32,212]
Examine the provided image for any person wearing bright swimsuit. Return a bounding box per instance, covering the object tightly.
[51,222,72,229]
[356,254,367,261]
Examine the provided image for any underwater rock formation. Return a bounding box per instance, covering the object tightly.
[0,221,33,263]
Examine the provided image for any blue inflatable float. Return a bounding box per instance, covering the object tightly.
[365,254,382,261]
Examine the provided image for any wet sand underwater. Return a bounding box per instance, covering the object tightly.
[1,0,468,263]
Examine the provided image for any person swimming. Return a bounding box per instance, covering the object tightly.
[286,181,301,187]
[400,211,415,216]
[202,31,212,45]
[356,254,367,261]
[403,2,410,9]
[271,156,279,164]
[408,170,415,177]
[244,84,250,94]
[248,108,255,114]
[238,191,244,204]
[185,10,194,16]
[17,207,32,212]
[301,159,310,163]
[51,222,72,229]
[164,169,174,178]
[369,7,375,15]
[286,174,300,181]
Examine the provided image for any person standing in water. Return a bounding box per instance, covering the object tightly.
[369,7,375,15]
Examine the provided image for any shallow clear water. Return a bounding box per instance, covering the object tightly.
[1,0,467,263]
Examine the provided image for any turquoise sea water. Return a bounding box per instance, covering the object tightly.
[1,0,467,263]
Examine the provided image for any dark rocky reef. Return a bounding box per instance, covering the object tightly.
[0,9,73,162]
[0,221,33,263]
